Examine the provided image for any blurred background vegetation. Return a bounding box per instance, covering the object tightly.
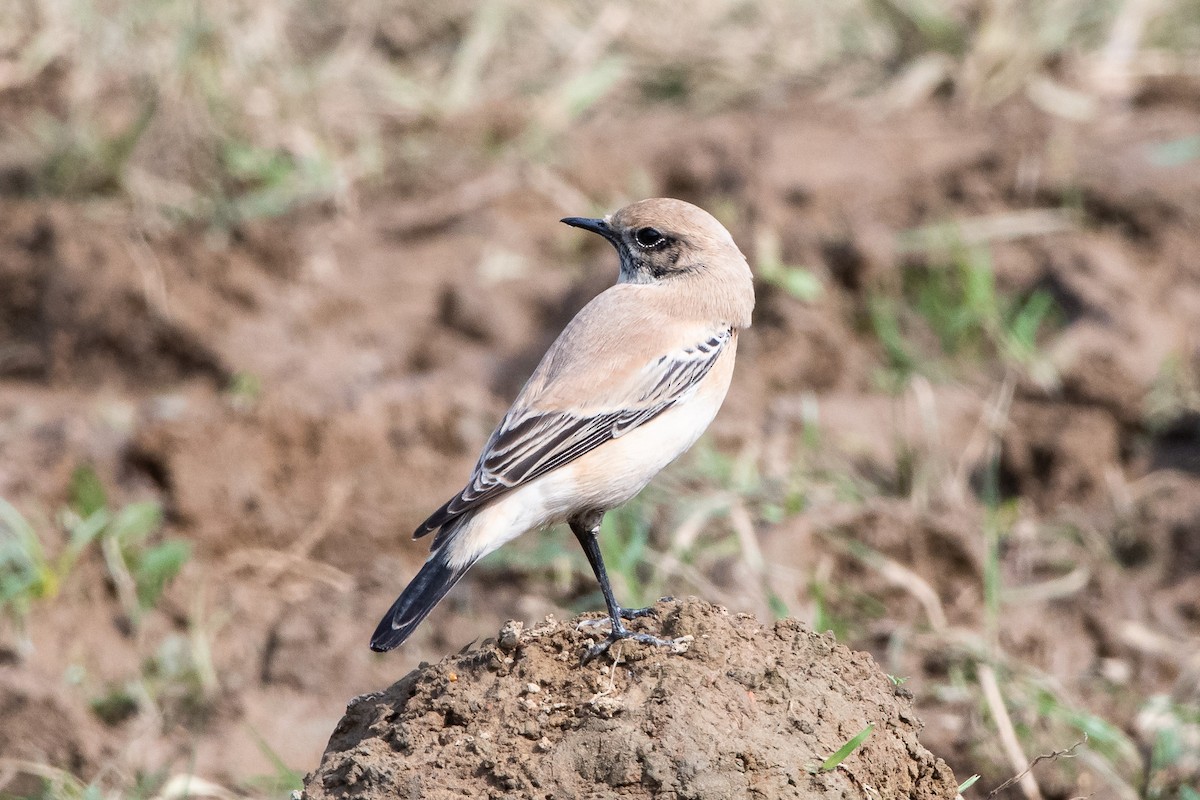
[1,0,1196,223]
[2,1,1200,799]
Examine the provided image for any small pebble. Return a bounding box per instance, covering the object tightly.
[498,620,524,650]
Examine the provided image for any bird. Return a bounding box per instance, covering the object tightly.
[370,197,755,662]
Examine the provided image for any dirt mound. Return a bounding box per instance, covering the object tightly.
[303,599,956,800]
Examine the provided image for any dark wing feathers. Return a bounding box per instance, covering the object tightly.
[415,327,731,544]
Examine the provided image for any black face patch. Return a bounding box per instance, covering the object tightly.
[616,232,689,282]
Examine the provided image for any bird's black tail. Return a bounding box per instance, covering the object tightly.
[370,536,474,653]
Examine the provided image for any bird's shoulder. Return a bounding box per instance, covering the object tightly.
[519,284,727,411]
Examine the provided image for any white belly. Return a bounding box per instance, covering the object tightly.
[444,366,732,569]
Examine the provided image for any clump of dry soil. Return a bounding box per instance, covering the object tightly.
[303,598,956,799]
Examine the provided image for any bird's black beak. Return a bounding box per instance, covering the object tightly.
[561,217,620,245]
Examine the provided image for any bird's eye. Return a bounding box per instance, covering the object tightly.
[634,227,665,249]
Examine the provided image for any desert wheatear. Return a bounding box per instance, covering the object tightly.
[370,198,754,661]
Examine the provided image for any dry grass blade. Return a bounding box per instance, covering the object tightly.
[1093,0,1162,98]
[0,759,87,796]
[952,376,1016,501]
[979,663,1044,800]
[728,499,765,577]
[897,210,1078,254]
[1117,620,1200,666]
[817,530,949,633]
[221,482,354,597]
[153,773,236,800]
[384,163,593,236]
[1001,565,1090,605]
[383,169,523,237]
[669,493,730,554]
[985,733,1088,799]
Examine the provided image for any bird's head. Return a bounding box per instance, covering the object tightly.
[562,198,745,283]
[561,197,754,326]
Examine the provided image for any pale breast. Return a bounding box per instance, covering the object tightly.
[557,334,737,511]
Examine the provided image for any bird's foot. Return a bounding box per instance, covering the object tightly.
[621,597,673,619]
[580,622,691,664]
[575,597,673,630]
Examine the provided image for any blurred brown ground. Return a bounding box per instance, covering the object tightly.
[1,2,1199,798]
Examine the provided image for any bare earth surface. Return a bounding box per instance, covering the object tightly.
[303,599,956,800]
[2,87,1199,797]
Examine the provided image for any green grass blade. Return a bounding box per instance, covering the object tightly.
[820,723,874,771]
[69,465,108,518]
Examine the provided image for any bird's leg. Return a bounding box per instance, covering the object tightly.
[568,510,679,663]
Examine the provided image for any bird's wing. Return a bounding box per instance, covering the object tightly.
[415,324,732,546]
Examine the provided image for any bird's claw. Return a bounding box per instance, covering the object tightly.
[574,602,661,631]
[620,603,662,620]
[580,625,692,664]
